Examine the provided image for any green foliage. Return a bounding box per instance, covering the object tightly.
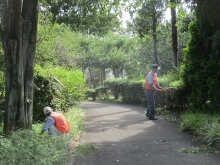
[104,73,187,109]
[85,89,98,101]
[75,144,98,156]
[40,0,122,35]
[181,0,220,113]
[37,17,81,67]
[196,118,220,148]
[0,71,5,123]
[180,112,207,132]
[33,65,86,121]
[33,75,54,121]
[0,42,4,71]
[36,65,86,102]
[180,111,220,149]
[128,0,166,37]
[63,107,85,140]
[180,146,200,154]
[0,106,85,165]
[104,78,129,100]
[0,130,68,165]
[77,32,141,82]
[85,86,110,101]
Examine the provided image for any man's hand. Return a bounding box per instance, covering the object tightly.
[158,86,163,90]
[157,88,163,92]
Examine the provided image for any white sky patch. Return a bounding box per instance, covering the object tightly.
[122,8,171,28]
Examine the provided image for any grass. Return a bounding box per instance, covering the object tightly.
[0,106,85,165]
[180,111,220,151]
[180,146,200,154]
[74,144,98,156]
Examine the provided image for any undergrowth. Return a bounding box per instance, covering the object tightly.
[0,106,85,165]
[180,111,220,150]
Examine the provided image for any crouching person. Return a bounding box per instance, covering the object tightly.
[41,106,71,136]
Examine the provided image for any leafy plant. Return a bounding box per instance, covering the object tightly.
[0,106,85,165]
[33,65,86,121]
[180,112,207,132]
[0,130,68,165]
[180,146,200,154]
[75,144,98,156]
[196,118,220,148]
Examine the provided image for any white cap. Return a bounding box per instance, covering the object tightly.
[43,106,53,115]
[152,64,161,70]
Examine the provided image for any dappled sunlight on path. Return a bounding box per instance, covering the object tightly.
[72,101,220,165]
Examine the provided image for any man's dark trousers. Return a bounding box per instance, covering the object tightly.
[146,89,155,118]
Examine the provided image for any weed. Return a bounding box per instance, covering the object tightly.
[0,106,85,165]
[180,146,200,154]
[74,144,98,156]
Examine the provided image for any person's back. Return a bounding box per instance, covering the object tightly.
[50,112,70,133]
[41,106,70,135]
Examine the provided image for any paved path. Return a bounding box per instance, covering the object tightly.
[72,101,220,165]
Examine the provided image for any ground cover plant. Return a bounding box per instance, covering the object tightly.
[0,106,84,165]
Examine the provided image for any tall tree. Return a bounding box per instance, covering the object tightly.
[183,0,220,112]
[0,0,39,134]
[41,0,122,35]
[170,0,178,67]
[128,0,166,64]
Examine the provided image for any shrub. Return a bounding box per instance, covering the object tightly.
[181,1,220,114]
[85,89,97,100]
[104,79,128,99]
[33,75,55,121]
[180,112,220,149]
[63,107,85,140]
[104,74,187,109]
[0,130,68,165]
[0,106,85,165]
[196,118,220,148]
[180,112,207,132]
[33,65,86,121]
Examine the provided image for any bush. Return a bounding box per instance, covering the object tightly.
[180,112,207,132]
[63,107,85,140]
[104,74,187,109]
[0,130,67,165]
[181,1,220,113]
[85,89,97,101]
[180,112,220,149]
[33,75,55,121]
[33,65,86,122]
[196,118,220,148]
[104,79,127,99]
[0,106,85,165]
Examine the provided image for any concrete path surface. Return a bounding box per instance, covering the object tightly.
[72,101,220,165]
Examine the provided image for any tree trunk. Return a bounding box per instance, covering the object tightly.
[88,67,97,88]
[152,13,158,64]
[171,0,178,67]
[101,68,106,86]
[0,0,39,134]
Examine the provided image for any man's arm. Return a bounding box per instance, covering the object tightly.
[41,116,55,134]
[147,74,162,91]
[147,74,157,90]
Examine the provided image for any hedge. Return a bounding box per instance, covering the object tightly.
[104,78,188,110]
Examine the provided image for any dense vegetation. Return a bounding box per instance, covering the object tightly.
[0,0,219,164]
[182,0,220,113]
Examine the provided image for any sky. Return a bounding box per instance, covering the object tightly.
[122,8,171,28]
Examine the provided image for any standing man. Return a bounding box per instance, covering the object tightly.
[145,64,163,120]
[41,106,71,135]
